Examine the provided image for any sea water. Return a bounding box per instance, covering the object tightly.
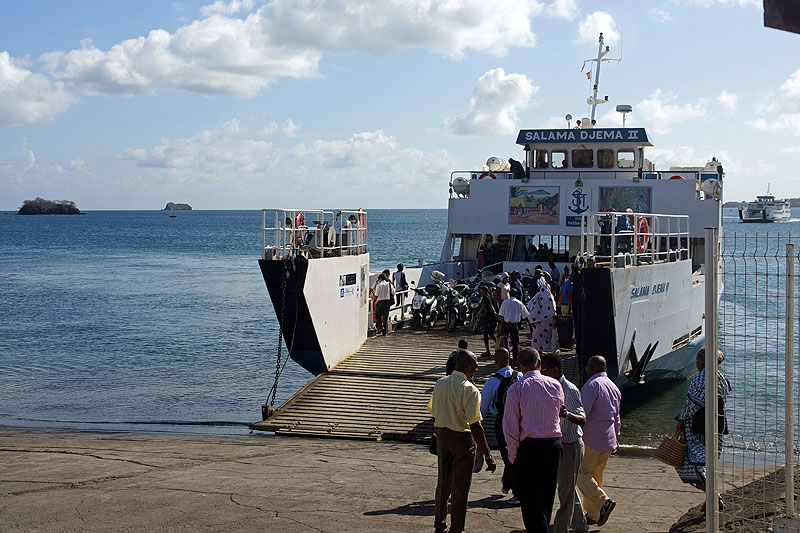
[0,208,796,446]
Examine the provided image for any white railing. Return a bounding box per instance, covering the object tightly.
[579,211,689,267]
[261,209,368,260]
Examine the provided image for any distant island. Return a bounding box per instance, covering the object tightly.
[724,197,800,208]
[18,198,81,215]
[163,202,192,211]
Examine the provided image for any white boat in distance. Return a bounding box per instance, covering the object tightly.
[738,189,791,222]
[257,33,723,390]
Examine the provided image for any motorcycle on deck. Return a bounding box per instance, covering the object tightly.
[444,281,470,332]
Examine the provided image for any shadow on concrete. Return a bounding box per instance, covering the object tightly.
[363,494,516,518]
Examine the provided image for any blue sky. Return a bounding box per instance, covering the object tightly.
[0,0,797,210]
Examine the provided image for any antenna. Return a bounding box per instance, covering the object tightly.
[585,32,622,123]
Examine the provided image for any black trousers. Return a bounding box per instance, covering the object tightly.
[513,437,562,533]
[505,322,520,361]
[494,416,516,494]
[375,299,391,333]
[483,319,496,351]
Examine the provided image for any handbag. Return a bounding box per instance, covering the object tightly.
[428,434,437,455]
[653,430,688,468]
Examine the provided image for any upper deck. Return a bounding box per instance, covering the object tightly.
[447,126,723,240]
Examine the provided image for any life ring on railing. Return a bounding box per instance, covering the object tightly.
[479,172,496,179]
[636,217,650,253]
[669,175,685,180]
[295,212,306,245]
[358,208,366,228]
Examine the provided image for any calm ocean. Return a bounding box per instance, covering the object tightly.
[0,208,796,447]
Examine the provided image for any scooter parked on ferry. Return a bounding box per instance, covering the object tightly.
[444,281,470,332]
[410,273,446,329]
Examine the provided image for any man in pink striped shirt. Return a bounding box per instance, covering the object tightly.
[503,347,564,533]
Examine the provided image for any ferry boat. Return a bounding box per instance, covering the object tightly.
[257,33,723,389]
[738,188,791,222]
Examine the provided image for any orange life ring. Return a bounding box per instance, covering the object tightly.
[358,208,366,229]
[479,172,496,179]
[669,175,685,180]
[295,212,306,245]
[636,217,650,253]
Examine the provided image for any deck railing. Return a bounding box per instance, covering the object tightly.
[578,211,689,267]
[261,209,368,260]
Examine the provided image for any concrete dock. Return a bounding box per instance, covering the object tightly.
[0,427,703,532]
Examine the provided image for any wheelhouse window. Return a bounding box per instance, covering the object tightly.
[617,149,635,168]
[571,149,593,168]
[551,150,567,169]
[533,149,549,169]
[598,149,614,169]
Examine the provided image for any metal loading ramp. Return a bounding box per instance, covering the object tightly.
[250,328,581,444]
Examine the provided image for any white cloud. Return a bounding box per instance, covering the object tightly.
[599,89,707,134]
[41,15,322,98]
[547,0,578,20]
[577,11,620,46]
[200,0,255,17]
[119,118,278,174]
[780,68,800,104]
[746,69,800,135]
[40,1,543,100]
[685,0,759,6]
[114,120,456,206]
[282,118,299,137]
[450,68,537,136]
[747,113,800,135]
[648,8,673,23]
[261,0,542,59]
[0,52,76,125]
[718,90,738,113]
[69,158,85,170]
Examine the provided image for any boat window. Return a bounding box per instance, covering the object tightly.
[597,149,614,169]
[617,149,635,168]
[533,149,549,169]
[451,237,462,259]
[571,149,593,168]
[551,150,567,169]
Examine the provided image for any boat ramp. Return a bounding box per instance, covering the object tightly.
[250,327,582,445]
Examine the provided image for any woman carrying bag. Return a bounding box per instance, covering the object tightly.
[674,348,731,509]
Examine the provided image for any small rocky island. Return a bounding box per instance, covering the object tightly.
[163,202,192,211]
[18,198,81,215]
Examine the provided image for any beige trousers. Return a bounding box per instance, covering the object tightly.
[576,444,611,521]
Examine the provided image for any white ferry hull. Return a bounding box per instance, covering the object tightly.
[259,254,370,374]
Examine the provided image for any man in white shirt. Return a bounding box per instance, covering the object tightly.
[497,288,529,362]
[541,353,589,533]
[374,273,394,335]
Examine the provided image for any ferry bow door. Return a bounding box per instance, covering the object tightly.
[573,268,618,380]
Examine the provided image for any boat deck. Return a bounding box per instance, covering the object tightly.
[250,327,581,445]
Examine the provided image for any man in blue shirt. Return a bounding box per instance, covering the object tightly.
[480,347,521,503]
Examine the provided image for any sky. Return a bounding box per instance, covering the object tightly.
[0,0,798,210]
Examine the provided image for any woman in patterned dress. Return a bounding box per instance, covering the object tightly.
[527,276,556,353]
[675,349,731,507]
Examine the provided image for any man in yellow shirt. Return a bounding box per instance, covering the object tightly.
[428,350,496,533]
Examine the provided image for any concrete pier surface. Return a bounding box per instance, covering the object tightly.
[0,427,702,532]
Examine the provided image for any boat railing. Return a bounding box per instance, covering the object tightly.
[449,169,718,198]
[578,212,690,267]
[261,209,368,260]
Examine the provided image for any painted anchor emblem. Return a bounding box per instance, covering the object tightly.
[569,188,589,214]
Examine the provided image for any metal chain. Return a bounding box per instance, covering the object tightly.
[264,263,288,416]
